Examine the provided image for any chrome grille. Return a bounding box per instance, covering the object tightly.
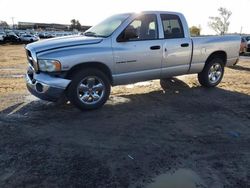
[26,50,33,66]
[26,49,38,72]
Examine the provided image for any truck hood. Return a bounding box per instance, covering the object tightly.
[26,35,103,53]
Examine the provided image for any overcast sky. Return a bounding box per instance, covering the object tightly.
[0,0,249,34]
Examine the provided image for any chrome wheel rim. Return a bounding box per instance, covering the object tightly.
[77,76,105,105]
[208,63,222,84]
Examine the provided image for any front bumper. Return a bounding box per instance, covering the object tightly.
[26,69,71,102]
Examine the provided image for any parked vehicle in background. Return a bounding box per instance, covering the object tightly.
[4,33,21,43]
[245,36,250,42]
[240,37,247,55]
[20,34,39,42]
[25,11,241,110]
[244,36,250,53]
[38,32,51,38]
[0,31,6,42]
[246,42,250,53]
[38,32,46,38]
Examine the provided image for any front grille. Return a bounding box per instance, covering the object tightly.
[26,49,38,72]
[26,50,32,57]
[26,50,34,66]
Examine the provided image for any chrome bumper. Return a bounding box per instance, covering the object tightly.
[26,70,71,102]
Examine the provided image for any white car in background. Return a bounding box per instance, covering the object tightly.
[0,31,6,42]
[20,34,39,42]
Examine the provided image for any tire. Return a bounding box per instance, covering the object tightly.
[67,69,110,110]
[198,57,224,87]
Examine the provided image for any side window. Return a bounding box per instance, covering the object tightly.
[123,14,158,41]
[160,14,184,39]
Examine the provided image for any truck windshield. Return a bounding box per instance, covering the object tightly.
[84,13,131,38]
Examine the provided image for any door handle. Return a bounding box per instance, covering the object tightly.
[150,45,161,50]
[181,43,189,47]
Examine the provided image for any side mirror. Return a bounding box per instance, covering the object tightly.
[117,28,138,42]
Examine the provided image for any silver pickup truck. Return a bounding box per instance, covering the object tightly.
[25,11,240,110]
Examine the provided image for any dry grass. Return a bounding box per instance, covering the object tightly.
[0,45,28,110]
[0,44,27,68]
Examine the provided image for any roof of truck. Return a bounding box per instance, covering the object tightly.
[132,11,183,16]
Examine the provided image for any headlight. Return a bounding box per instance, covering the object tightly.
[38,59,61,72]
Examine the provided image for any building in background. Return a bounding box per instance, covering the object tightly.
[18,22,91,31]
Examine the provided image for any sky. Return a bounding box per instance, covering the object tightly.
[0,0,250,34]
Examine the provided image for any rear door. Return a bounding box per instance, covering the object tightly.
[160,14,192,77]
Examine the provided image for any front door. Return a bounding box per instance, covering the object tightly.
[112,14,163,84]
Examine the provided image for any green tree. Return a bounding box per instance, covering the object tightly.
[208,7,232,35]
[70,19,81,30]
[189,26,201,36]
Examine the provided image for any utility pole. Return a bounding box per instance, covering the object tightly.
[11,17,15,30]
[240,26,243,35]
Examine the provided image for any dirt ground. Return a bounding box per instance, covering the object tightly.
[0,44,249,188]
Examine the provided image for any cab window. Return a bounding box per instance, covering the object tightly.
[121,14,158,41]
[160,14,184,39]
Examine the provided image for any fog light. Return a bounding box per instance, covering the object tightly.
[36,83,43,93]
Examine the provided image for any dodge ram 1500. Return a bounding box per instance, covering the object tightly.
[25,11,240,110]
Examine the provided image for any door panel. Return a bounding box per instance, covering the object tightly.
[112,40,163,84]
[162,38,192,68]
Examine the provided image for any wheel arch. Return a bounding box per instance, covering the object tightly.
[66,62,113,85]
[205,51,227,65]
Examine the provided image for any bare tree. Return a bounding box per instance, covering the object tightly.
[208,7,232,35]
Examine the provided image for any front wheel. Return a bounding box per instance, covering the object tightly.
[198,58,224,87]
[67,69,110,110]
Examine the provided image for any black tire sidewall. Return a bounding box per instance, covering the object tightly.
[67,69,110,110]
[198,58,224,87]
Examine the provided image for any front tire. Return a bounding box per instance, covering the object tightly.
[198,57,224,87]
[67,69,110,110]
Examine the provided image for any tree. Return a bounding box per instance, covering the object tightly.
[70,19,81,31]
[75,20,81,31]
[208,7,232,35]
[189,26,201,36]
[0,21,9,29]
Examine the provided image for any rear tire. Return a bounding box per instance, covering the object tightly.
[67,69,110,110]
[198,57,224,87]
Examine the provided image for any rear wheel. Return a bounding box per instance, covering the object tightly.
[67,69,110,110]
[198,57,224,87]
